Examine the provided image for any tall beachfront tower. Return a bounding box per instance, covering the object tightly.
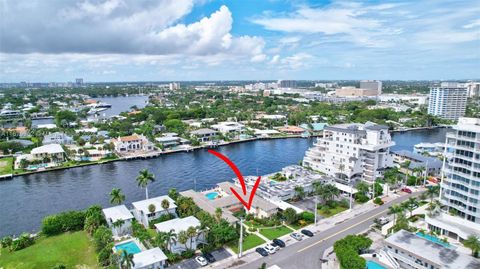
[302,122,395,184]
[427,117,480,241]
[428,82,468,120]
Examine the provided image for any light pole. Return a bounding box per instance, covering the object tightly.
[423,161,429,187]
[239,217,244,258]
[349,181,353,210]
[314,196,318,225]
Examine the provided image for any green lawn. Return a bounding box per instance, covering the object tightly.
[0,231,99,269]
[227,234,265,253]
[318,205,348,218]
[259,226,293,240]
[0,157,13,175]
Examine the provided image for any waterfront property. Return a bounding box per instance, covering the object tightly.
[191,128,218,142]
[42,132,74,145]
[303,122,395,184]
[211,121,245,135]
[426,117,480,241]
[132,195,177,227]
[391,150,442,176]
[277,125,306,135]
[180,189,239,224]
[111,134,155,154]
[428,82,468,120]
[102,205,134,237]
[14,143,66,169]
[384,230,480,269]
[154,216,205,254]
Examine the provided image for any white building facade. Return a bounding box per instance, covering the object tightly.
[132,196,177,227]
[303,122,395,183]
[428,82,468,120]
[427,117,480,240]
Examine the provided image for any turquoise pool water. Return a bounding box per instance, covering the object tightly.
[115,240,142,254]
[205,192,219,200]
[416,232,450,248]
[366,260,387,269]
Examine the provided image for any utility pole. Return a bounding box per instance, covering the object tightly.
[423,161,429,187]
[349,181,353,210]
[314,196,318,225]
[239,218,244,258]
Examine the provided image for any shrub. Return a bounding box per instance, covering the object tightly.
[355,193,369,203]
[248,227,257,232]
[1,236,13,248]
[373,197,384,205]
[93,226,113,252]
[10,233,34,251]
[299,211,315,223]
[334,235,372,269]
[51,264,67,269]
[181,249,195,259]
[41,210,86,236]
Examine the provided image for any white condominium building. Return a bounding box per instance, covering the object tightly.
[303,122,395,184]
[427,117,480,241]
[428,82,468,120]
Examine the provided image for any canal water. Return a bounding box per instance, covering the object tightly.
[0,128,448,237]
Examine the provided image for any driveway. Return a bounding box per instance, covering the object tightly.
[168,248,231,269]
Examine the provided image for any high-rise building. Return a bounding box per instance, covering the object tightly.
[428,82,467,120]
[302,122,395,184]
[75,78,84,86]
[360,80,382,95]
[426,117,480,240]
[278,80,297,89]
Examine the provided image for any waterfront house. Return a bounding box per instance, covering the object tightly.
[102,205,134,237]
[277,125,305,135]
[132,196,177,227]
[179,190,239,224]
[391,150,442,176]
[191,128,217,142]
[154,216,205,254]
[253,129,280,138]
[30,144,65,162]
[111,134,154,153]
[133,247,168,269]
[211,121,245,135]
[42,132,74,145]
[413,142,445,157]
[155,136,181,148]
[299,123,328,134]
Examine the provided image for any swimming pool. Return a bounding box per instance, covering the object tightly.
[416,232,450,248]
[115,240,142,254]
[205,192,219,200]
[366,260,387,269]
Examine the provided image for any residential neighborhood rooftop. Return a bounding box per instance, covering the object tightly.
[132,195,176,213]
[102,205,134,222]
[154,216,201,234]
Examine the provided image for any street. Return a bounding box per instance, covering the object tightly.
[227,191,422,269]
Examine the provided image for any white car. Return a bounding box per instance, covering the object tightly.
[290,232,303,241]
[263,244,277,254]
[195,256,208,266]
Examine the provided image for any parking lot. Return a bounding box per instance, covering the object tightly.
[168,248,231,269]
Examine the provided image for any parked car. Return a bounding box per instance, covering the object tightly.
[290,232,303,241]
[195,256,208,266]
[272,238,286,248]
[264,244,277,254]
[401,187,412,194]
[203,253,216,263]
[256,247,269,257]
[301,229,314,237]
[377,217,390,225]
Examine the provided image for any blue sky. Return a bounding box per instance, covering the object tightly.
[0,0,479,82]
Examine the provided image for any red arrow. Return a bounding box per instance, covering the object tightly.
[208,149,262,210]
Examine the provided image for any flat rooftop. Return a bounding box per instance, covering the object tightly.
[102,205,134,222]
[385,230,480,269]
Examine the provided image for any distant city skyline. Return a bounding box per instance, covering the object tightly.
[1,0,479,82]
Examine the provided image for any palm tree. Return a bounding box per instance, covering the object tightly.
[148,204,156,214]
[186,226,197,250]
[121,250,135,269]
[405,197,418,217]
[155,232,169,250]
[109,188,126,205]
[316,184,340,204]
[165,229,177,252]
[161,199,170,212]
[178,230,189,250]
[388,205,404,226]
[426,185,440,203]
[136,169,155,199]
[294,186,305,200]
[426,200,441,217]
[215,208,223,223]
[463,235,480,257]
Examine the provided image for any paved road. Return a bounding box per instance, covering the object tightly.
[236,192,421,269]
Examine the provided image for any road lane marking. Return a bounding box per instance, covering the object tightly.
[297,209,388,253]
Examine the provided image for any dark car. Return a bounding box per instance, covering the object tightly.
[301,229,314,237]
[203,253,216,263]
[272,238,286,248]
[256,247,269,257]
[401,187,412,194]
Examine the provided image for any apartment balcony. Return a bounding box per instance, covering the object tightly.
[447,132,480,142]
